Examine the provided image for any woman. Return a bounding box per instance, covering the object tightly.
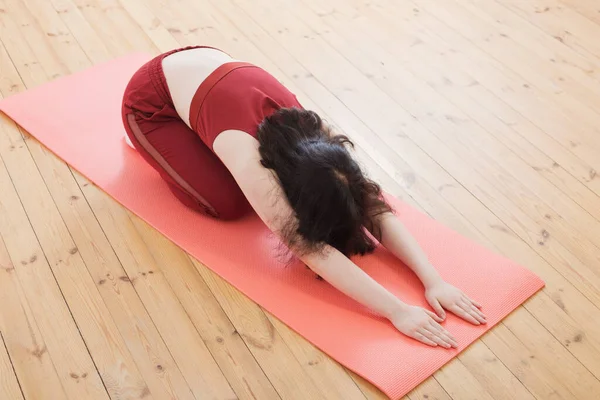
[121,46,486,348]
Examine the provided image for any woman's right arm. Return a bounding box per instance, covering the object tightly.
[213,130,457,348]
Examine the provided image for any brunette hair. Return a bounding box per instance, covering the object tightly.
[257,107,393,258]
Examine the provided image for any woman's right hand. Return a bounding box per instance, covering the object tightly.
[390,305,458,348]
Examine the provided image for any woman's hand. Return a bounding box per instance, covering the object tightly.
[425,281,486,325]
[390,305,458,348]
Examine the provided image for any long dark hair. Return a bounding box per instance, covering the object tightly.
[257,107,393,258]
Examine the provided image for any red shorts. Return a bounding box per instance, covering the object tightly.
[121,46,252,220]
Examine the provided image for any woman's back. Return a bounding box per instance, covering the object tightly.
[162,47,236,128]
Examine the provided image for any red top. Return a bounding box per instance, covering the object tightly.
[189,62,303,150]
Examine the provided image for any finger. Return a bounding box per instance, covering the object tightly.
[428,321,458,348]
[450,304,480,325]
[428,319,451,336]
[460,299,486,324]
[412,332,438,347]
[461,296,487,322]
[462,294,483,309]
[425,309,444,323]
[424,328,452,349]
[430,321,458,347]
[429,298,446,320]
[418,328,451,349]
[469,297,483,309]
[458,301,485,325]
[470,304,487,324]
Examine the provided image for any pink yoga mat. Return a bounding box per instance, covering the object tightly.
[0,53,544,399]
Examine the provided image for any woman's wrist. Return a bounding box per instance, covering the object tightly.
[385,299,410,320]
[418,267,444,289]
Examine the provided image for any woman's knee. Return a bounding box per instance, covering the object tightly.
[168,181,250,220]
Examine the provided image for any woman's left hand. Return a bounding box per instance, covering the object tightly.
[425,281,486,325]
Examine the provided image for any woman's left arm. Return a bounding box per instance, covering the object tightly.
[374,212,487,325]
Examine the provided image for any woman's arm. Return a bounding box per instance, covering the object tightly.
[376,213,443,288]
[213,131,457,347]
[375,212,487,325]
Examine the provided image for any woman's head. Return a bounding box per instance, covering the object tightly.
[257,107,393,258]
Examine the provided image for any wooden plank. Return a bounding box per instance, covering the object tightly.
[234,0,600,393]
[68,0,155,56]
[22,146,197,399]
[345,372,391,400]
[419,0,600,196]
[73,181,236,399]
[1,2,199,399]
[0,5,215,400]
[435,360,495,400]
[191,257,336,400]
[299,0,600,304]
[0,111,151,398]
[18,0,91,73]
[446,0,600,124]
[423,54,600,219]
[24,139,197,400]
[5,1,238,399]
[129,216,282,400]
[504,307,600,396]
[330,0,600,380]
[406,377,452,400]
[0,120,109,400]
[360,0,600,334]
[47,0,113,63]
[524,292,600,379]
[0,15,122,397]
[0,234,61,400]
[329,0,600,366]
[322,0,600,322]
[310,0,600,308]
[403,0,600,171]
[501,0,600,61]
[458,340,536,400]
[412,0,600,177]
[484,317,586,399]
[0,332,25,400]
[113,0,180,53]
[354,0,600,249]
[2,1,600,400]
[558,0,600,26]
[458,0,600,84]
[351,0,600,172]
[266,315,371,400]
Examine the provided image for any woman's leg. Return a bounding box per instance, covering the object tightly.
[120,47,250,220]
[123,110,251,220]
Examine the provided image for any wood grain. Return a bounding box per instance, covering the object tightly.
[0,0,599,399]
[0,332,24,400]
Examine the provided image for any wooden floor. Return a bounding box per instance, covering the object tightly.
[1,0,600,399]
